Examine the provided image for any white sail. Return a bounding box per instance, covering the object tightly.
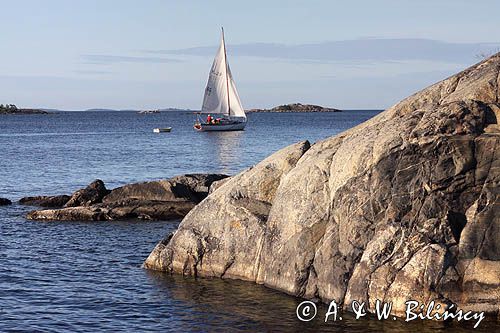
[227,64,246,119]
[201,36,228,115]
[201,30,246,120]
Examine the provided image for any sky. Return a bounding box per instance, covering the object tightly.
[0,0,499,110]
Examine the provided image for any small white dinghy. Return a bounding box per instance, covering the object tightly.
[194,28,247,132]
[153,127,172,133]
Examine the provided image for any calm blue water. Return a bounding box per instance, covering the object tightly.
[0,111,379,198]
[1,111,495,332]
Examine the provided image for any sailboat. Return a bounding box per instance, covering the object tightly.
[194,28,247,131]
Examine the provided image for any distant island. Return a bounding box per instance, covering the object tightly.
[0,104,50,115]
[247,103,342,113]
[137,110,160,114]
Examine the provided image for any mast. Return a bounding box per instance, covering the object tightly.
[222,27,231,117]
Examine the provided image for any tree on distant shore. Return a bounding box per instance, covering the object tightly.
[0,103,18,110]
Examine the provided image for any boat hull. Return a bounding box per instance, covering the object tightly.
[153,127,172,133]
[194,122,246,131]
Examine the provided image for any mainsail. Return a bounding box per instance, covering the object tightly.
[201,29,246,120]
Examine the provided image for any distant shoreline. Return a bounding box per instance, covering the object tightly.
[1,107,384,114]
[0,108,50,115]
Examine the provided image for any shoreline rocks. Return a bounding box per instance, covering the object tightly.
[0,198,12,206]
[25,174,228,221]
[20,195,71,208]
[144,53,500,318]
[64,179,109,207]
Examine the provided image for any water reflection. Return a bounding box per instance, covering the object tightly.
[145,271,496,332]
[146,271,320,332]
[202,131,244,175]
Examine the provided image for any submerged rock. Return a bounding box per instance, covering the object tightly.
[26,174,228,221]
[0,198,12,205]
[144,53,500,317]
[19,195,70,208]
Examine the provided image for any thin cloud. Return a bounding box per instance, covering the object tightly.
[75,70,113,75]
[81,54,183,65]
[147,38,500,64]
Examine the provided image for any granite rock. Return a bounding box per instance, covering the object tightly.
[145,53,500,317]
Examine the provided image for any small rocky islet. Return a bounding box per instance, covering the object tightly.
[0,104,50,115]
[247,102,341,113]
[143,53,500,319]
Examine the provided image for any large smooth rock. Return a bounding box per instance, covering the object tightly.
[0,198,12,206]
[26,174,228,221]
[145,53,500,317]
[144,141,311,278]
[19,195,70,208]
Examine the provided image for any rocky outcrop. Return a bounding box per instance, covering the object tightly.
[19,195,71,208]
[26,200,196,221]
[0,104,50,114]
[0,198,12,205]
[20,180,109,209]
[103,174,228,204]
[144,53,500,317]
[26,174,228,221]
[64,179,109,207]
